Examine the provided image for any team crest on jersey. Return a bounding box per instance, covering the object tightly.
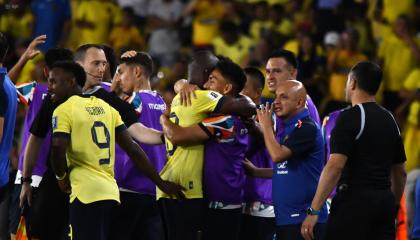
[52,116,57,129]
[277,161,288,169]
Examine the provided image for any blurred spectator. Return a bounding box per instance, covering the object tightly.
[0,0,33,40]
[117,0,150,20]
[296,32,325,107]
[267,3,293,39]
[212,20,254,66]
[323,31,340,58]
[74,0,121,46]
[314,0,345,42]
[378,15,420,113]
[249,1,271,40]
[146,0,184,67]
[31,0,71,51]
[381,0,415,24]
[396,68,420,172]
[327,28,367,106]
[183,0,225,49]
[109,7,145,55]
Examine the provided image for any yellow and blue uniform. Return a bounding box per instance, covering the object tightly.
[158,90,223,199]
[52,95,125,204]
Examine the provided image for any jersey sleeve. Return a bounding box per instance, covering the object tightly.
[15,81,36,106]
[193,90,224,114]
[198,115,235,141]
[126,92,143,115]
[111,107,126,133]
[52,103,72,136]
[30,96,56,138]
[330,108,360,157]
[283,122,317,158]
[105,91,138,128]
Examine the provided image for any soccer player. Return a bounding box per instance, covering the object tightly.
[48,61,184,240]
[0,32,17,207]
[13,48,74,240]
[157,51,256,240]
[18,44,164,239]
[109,52,166,240]
[240,67,276,240]
[161,58,250,240]
[265,49,320,124]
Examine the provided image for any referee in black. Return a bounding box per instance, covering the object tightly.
[301,61,407,240]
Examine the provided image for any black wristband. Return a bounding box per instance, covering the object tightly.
[21,176,32,184]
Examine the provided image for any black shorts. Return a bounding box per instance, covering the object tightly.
[158,198,205,240]
[240,214,275,240]
[8,184,22,234]
[109,192,164,240]
[29,170,69,240]
[69,198,116,240]
[325,188,396,240]
[204,207,242,240]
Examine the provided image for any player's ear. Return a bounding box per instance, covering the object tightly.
[223,83,232,95]
[134,66,142,79]
[43,67,49,78]
[70,76,78,87]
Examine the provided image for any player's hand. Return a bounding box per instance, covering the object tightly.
[301,215,318,240]
[23,35,46,60]
[111,70,123,94]
[19,182,32,208]
[256,102,273,132]
[176,80,198,106]
[242,159,257,176]
[121,50,137,58]
[57,175,71,194]
[157,180,186,200]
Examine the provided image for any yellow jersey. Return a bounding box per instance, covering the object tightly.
[212,35,254,65]
[403,69,420,126]
[74,1,122,46]
[158,90,223,199]
[52,95,125,204]
[378,34,420,91]
[192,0,225,46]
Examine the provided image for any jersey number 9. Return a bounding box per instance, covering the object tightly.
[91,121,111,165]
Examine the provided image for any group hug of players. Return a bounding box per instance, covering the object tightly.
[1,34,405,240]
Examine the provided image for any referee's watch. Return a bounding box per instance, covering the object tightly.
[306,207,321,216]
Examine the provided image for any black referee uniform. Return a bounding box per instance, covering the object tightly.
[325,102,406,239]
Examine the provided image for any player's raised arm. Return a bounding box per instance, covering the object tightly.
[116,127,186,199]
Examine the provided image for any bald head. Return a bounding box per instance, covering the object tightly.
[188,51,218,88]
[273,80,308,119]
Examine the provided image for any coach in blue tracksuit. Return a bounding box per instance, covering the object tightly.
[254,80,327,240]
